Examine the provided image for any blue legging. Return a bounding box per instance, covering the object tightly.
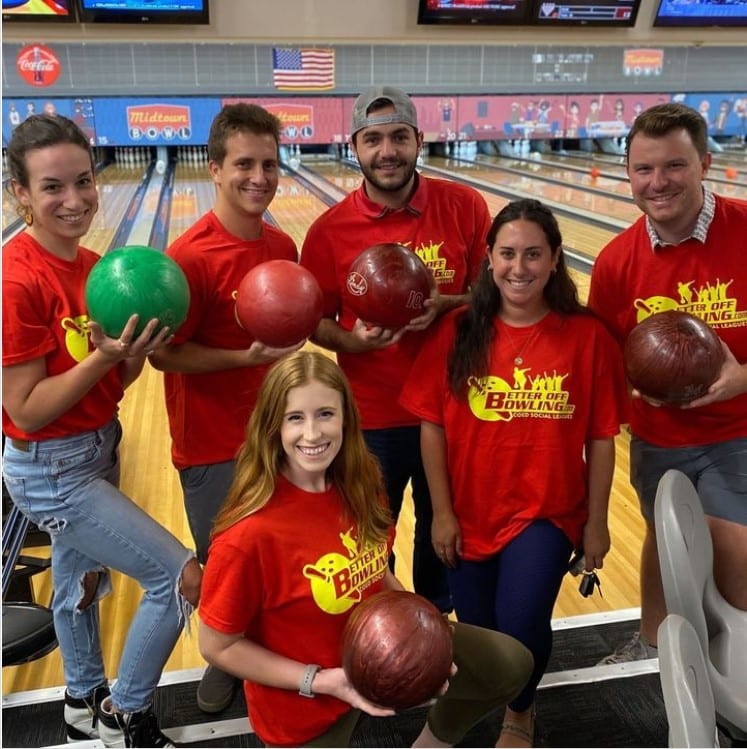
[448,519,573,712]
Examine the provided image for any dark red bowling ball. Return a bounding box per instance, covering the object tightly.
[623,310,724,404]
[344,244,432,329]
[341,590,453,710]
[235,260,323,348]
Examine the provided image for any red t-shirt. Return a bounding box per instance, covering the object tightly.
[589,195,747,447]
[199,475,392,746]
[2,232,122,439]
[164,211,297,469]
[400,310,624,558]
[300,175,491,429]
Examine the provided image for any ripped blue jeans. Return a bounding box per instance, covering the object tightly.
[2,419,195,712]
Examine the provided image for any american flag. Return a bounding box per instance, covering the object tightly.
[272,48,335,91]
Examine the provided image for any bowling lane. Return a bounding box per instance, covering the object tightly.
[167,164,332,252]
[81,165,147,253]
[309,159,616,262]
[475,153,636,200]
[266,171,333,248]
[167,165,214,246]
[2,164,147,251]
[432,155,642,225]
[540,151,747,199]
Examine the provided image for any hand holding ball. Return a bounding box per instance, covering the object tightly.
[235,260,323,348]
[344,244,432,329]
[85,246,190,339]
[341,590,453,710]
[623,310,724,404]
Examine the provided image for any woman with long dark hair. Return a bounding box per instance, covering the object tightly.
[401,199,626,747]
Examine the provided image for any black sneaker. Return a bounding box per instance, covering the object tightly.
[97,698,174,748]
[196,665,238,714]
[64,682,110,741]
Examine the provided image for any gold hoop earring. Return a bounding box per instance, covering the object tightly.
[21,207,33,226]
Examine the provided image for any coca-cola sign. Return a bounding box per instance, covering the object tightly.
[17,44,61,88]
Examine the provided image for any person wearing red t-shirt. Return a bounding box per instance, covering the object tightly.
[300,86,491,616]
[149,104,301,712]
[589,103,747,666]
[400,199,625,747]
[198,350,533,747]
[2,114,201,748]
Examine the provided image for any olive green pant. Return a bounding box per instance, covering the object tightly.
[304,621,534,747]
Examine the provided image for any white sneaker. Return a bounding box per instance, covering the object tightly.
[97,698,174,748]
[64,683,110,742]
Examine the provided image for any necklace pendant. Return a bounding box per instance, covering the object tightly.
[514,356,523,366]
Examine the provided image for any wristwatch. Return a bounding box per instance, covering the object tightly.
[298,664,321,698]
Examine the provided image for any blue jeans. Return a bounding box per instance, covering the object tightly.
[363,426,451,612]
[448,520,572,712]
[2,419,194,712]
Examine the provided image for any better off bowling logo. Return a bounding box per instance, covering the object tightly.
[17,45,61,88]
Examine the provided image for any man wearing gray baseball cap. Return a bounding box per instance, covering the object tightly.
[301,86,491,616]
[350,85,419,135]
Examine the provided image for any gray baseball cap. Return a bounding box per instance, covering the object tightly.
[351,86,418,136]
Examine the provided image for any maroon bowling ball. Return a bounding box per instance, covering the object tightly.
[235,260,323,348]
[343,244,432,329]
[341,590,453,710]
[623,310,724,404]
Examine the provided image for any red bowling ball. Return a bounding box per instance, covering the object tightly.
[235,260,323,348]
[623,310,724,404]
[344,244,433,329]
[341,590,453,710]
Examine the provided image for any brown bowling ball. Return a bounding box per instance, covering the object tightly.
[341,590,453,710]
[623,310,724,404]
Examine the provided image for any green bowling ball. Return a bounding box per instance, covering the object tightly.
[85,245,190,339]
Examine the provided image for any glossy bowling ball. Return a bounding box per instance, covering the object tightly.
[623,310,724,404]
[235,260,323,348]
[85,245,190,339]
[590,166,601,180]
[341,590,453,710]
[344,243,432,329]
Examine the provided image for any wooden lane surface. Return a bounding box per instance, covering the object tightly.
[2,163,641,696]
[166,163,214,246]
[539,151,747,200]
[268,174,333,248]
[476,154,636,200]
[81,166,145,253]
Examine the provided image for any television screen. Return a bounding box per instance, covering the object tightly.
[417,0,533,25]
[653,0,747,27]
[532,0,641,26]
[77,0,209,24]
[2,0,77,23]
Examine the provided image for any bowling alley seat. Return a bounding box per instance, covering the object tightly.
[654,469,747,743]
[2,503,57,667]
[658,614,718,748]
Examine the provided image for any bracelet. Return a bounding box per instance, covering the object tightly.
[298,664,321,698]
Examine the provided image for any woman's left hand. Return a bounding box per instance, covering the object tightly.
[581,521,610,572]
[89,315,173,360]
